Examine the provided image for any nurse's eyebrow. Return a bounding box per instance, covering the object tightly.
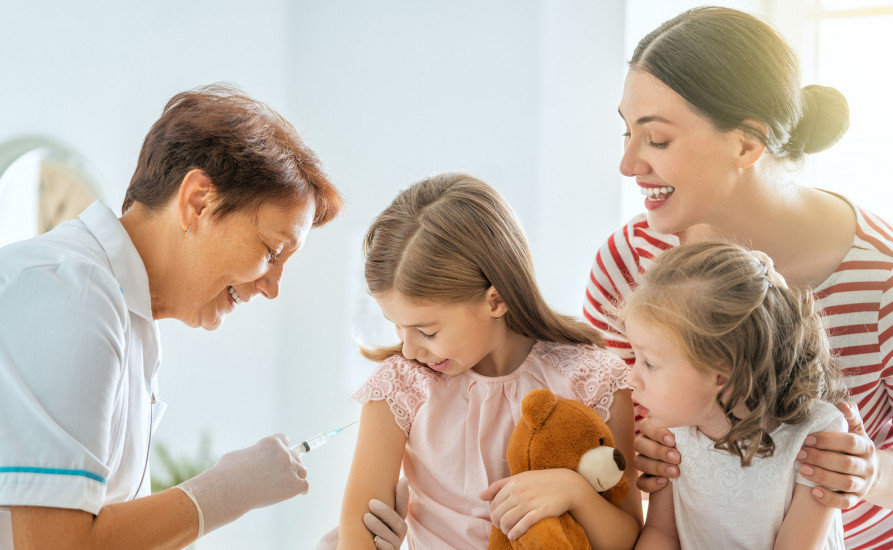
[618,108,674,126]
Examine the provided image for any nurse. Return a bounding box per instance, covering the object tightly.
[0,85,342,548]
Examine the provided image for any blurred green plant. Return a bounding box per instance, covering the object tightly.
[151,432,216,493]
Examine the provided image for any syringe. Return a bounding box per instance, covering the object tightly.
[292,420,359,456]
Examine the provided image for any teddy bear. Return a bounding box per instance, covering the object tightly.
[488,388,629,550]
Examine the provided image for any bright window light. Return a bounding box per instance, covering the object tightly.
[803,12,893,220]
[821,0,893,10]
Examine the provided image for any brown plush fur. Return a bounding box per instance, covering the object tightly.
[488,389,629,550]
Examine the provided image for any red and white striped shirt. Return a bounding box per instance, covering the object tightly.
[584,208,893,550]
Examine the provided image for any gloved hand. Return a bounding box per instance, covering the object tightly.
[365,476,409,549]
[177,434,308,537]
[313,476,410,550]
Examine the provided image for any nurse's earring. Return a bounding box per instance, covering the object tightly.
[185,225,191,236]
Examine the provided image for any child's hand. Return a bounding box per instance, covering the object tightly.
[479,468,586,541]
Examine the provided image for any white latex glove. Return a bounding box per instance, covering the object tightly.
[313,476,409,550]
[366,476,409,550]
[178,434,308,537]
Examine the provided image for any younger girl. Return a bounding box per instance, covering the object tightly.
[337,173,642,549]
[620,241,847,549]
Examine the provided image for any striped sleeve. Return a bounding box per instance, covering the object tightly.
[809,207,893,550]
[583,215,677,365]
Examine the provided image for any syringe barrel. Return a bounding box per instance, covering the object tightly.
[295,432,328,455]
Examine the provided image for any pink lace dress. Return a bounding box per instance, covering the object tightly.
[353,340,629,549]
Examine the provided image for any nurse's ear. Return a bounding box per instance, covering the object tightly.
[177,169,216,233]
[735,121,768,170]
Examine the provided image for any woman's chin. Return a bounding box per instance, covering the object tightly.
[192,307,227,331]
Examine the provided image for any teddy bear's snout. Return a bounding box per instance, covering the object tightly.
[577,446,625,492]
[613,448,626,471]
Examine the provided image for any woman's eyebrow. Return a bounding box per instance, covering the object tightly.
[618,108,674,126]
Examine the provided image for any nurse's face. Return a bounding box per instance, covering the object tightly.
[618,70,743,235]
[185,198,316,330]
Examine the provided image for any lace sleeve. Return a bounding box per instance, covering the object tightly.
[546,343,631,421]
[351,356,439,437]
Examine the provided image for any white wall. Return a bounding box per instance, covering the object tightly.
[0,1,625,548]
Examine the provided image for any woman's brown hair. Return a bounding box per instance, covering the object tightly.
[631,6,849,166]
[122,84,342,226]
[362,173,602,362]
[618,241,846,466]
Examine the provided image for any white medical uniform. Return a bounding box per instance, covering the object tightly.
[0,201,164,548]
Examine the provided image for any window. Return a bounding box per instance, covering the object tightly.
[617,1,893,224]
[803,1,893,219]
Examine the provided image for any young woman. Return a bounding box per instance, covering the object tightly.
[584,7,891,548]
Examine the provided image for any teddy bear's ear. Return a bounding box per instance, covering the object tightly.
[521,388,558,429]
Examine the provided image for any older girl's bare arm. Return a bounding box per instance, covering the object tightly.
[572,388,642,549]
[337,400,407,550]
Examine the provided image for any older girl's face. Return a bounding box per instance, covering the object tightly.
[618,70,744,235]
[374,289,505,377]
[185,199,316,330]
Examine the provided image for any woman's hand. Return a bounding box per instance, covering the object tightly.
[798,401,883,509]
[179,434,308,534]
[633,417,680,493]
[479,469,586,541]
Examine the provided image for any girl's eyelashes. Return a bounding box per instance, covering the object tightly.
[421,330,437,339]
[635,354,656,370]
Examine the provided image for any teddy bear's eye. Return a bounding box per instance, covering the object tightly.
[598,437,605,446]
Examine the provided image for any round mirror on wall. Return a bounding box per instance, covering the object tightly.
[0,137,106,249]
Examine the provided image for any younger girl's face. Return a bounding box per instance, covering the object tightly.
[374,289,504,376]
[618,70,743,235]
[625,314,728,439]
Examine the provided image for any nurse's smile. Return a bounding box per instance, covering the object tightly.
[228,285,245,305]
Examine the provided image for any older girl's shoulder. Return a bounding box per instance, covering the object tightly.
[374,354,444,385]
[535,341,627,374]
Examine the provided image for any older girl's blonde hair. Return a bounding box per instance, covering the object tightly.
[362,173,602,362]
[618,241,845,466]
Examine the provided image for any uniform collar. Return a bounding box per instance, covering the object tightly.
[79,200,154,323]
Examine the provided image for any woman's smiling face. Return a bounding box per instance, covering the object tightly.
[183,198,316,330]
[618,70,744,235]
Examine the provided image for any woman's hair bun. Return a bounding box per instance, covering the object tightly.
[792,85,850,155]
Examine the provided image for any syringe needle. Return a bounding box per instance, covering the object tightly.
[292,420,359,455]
[327,419,359,437]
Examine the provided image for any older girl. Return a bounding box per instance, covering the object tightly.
[337,173,641,549]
